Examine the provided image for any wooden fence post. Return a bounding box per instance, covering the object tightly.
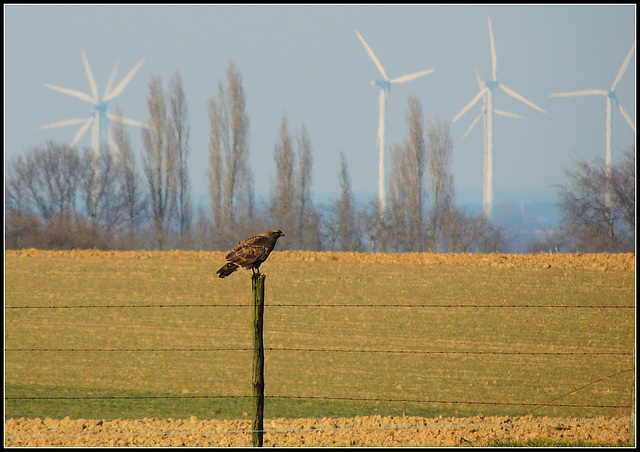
[631,348,636,447]
[251,273,266,447]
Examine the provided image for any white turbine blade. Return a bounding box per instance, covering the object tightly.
[41,117,91,129]
[106,112,149,128]
[104,61,119,100]
[44,83,95,104]
[611,42,635,91]
[488,17,497,81]
[474,67,484,88]
[356,31,389,81]
[495,109,526,119]
[81,50,99,103]
[499,83,546,113]
[453,87,488,122]
[618,103,636,132]
[69,118,94,148]
[461,114,482,140]
[390,69,435,84]
[104,59,145,101]
[550,89,608,98]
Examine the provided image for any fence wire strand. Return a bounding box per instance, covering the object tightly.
[5,347,633,357]
[5,303,635,309]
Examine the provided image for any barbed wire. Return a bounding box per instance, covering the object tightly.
[4,347,633,357]
[4,393,631,410]
[5,303,635,309]
[6,353,633,417]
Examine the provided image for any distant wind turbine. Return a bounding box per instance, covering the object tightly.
[550,42,636,206]
[42,50,147,215]
[453,17,546,219]
[42,50,147,157]
[356,30,434,215]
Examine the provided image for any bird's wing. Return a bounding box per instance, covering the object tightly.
[226,235,271,266]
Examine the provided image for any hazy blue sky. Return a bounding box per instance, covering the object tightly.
[4,4,636,202]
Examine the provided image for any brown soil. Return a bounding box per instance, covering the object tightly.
[5,251,634,446]
[4,414,631,447]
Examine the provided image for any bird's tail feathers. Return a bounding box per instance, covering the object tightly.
[216,262,239,278]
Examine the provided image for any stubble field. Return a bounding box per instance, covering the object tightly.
[4,250,635,447]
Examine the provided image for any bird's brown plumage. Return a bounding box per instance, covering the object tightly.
[216,229,285,278]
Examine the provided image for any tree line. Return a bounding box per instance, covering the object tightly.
[5,61,635,253]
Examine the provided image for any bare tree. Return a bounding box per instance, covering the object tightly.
[557,146,635,252]
[111,112,148,247]
[207,61,254,248]
[168,71,192,247]
[610,146,635,230]
[441,208,508,253]
[426,117,455,251]
[208,100,224,234]
[295,124,322,250]
[388,96,426,252]
[327,152,362,251]
[142,75,176,249]
[5,141,118,250]
[6,141,83,222]
[269,114,296,248]
[87,148,127,233]
[357,199,382,253]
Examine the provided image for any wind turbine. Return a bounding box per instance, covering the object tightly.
[459,68,526,219]
[550,42,636,206]
[42,50,147,158]
[42,50,147,216]
[461,68,526,141]
[453,17,546,219]
[356,30,434,215]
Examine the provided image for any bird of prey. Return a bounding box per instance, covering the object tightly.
[216,229,285,278]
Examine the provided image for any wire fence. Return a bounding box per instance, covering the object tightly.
[5,300,635,445]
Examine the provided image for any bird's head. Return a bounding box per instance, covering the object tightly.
[263,229,285,240]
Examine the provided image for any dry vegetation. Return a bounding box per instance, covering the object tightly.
[7,248,635,270]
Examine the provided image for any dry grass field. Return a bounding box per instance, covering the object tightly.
[4,250,635,446]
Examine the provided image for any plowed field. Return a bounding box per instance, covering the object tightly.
[4,250,635,447]
[4,414,631,447]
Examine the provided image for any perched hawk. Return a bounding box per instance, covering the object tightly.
[216,229,285,278]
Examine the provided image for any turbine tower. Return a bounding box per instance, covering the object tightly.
[453,17,546,219]
[42,50,147,216]
[356,31,434,215]
[550,42,636,206]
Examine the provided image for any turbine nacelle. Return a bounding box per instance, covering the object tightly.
[373,79,392,91]
[485,80,499,91]
[95,102,108,116]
